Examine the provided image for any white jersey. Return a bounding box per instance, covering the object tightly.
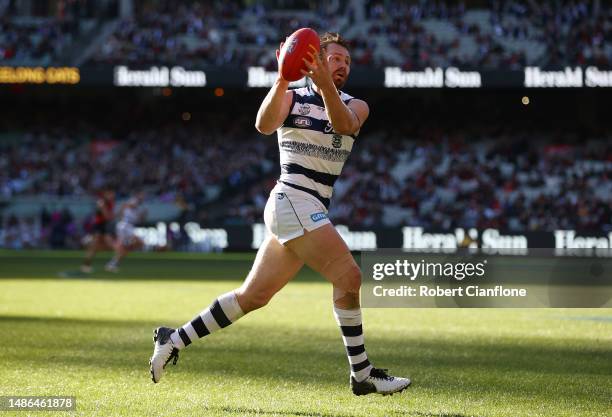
[120,204,141,225]
[116,199,144,244]
[275,84,357,210]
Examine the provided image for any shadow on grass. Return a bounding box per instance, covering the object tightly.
[2,315,610,404]
[204,405,474,417]
[411,413,473,417]
[213,405,360,417]
[0,254,330,282]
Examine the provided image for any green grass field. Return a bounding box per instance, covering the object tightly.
[0,250,610,417]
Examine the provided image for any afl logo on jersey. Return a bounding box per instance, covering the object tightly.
[294,117,312,127]
[298,103,311,115]
[332,134,343,148]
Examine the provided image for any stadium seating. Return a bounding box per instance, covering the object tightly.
[3,1,609,69]
[1,0,611,249]
[83,0,611,69]
[2,118,610,244]
[213,129,611,232]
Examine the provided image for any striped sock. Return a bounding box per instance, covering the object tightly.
[333,306,373,382]
[170,291,244,349]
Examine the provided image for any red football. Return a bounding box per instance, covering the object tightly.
[279,28,320,82]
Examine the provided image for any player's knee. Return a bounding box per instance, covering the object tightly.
[323,254,361,293]
[337,263,361,293]
[344,264,362,293]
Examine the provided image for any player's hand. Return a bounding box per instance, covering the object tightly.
[301,45,334,91]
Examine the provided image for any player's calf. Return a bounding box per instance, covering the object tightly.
[234,286,275,313]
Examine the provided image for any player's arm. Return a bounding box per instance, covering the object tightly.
[255,81,293,135]
[255,42,294,135]
[302,46,369,135]
[322,94,368,136]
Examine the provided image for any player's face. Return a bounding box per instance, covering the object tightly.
[324,43,351,89]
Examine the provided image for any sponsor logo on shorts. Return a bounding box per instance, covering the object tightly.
[294,117,312,127]
[311,212,327,222]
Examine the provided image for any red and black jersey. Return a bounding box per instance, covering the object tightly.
[94,197,115,225]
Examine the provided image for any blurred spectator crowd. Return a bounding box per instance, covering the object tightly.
[3,119,609,250]
[363,0,611,69]
[1,209,80,249]
[223,128,612,233]
[0,0,99,66]
[88,0,612,70]
[0,114,274,201]
[0,113,276,249]
[3,0,610,70]
[0,15,78,66]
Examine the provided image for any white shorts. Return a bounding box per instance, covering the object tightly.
[263,183,331,244]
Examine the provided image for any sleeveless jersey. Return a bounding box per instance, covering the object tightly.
[119,200,141,225]
[276,84,357,209]
[94,198,114,224]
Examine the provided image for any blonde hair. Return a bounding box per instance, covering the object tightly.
[319,32,350,55]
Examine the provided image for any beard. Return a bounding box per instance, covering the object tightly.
[333,72,347,89]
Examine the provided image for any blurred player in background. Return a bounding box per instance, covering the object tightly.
[150,32,411,396]
[105,191,146,272]
[81,189,115,273]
